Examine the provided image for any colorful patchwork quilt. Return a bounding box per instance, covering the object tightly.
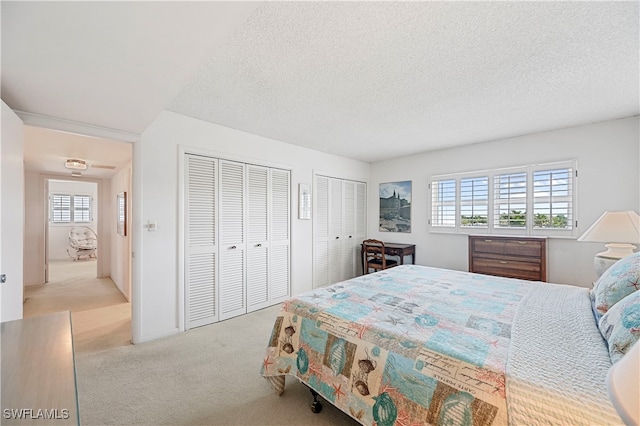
[260,265,532,425]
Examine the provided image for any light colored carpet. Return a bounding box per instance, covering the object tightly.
[23,259,358,425]
[75,307,359,426]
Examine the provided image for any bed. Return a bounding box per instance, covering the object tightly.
[260,264,633,425]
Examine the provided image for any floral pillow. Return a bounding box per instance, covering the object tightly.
[592,252,640,316]
[598,291,640,363]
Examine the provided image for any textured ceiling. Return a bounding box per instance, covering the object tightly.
[168,1,639,163]
[2,1,639,167]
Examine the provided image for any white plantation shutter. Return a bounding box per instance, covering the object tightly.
[533,167,573,230]
[494,170,527,229]
[431,178,456,228]
[219,160,245,320]
[429,160,576,237]
[73,195,92,223]
[185,155,217,329]
[460,176,488,228]
[50,194,71,223]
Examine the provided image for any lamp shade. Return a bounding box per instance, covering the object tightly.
[607,341,640,426]
[578,211,640,244]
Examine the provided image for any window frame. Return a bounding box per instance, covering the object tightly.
[49,193,93,224]
[429,160,577,238]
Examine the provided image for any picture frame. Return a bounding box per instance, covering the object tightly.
[379,181,412,232]
[298,183,311,220]
[117,191,127,236]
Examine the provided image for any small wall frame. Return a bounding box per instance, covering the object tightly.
[117,191,127,236]
[299,183,311,220]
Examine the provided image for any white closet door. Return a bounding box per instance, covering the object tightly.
[342,180,356,280]
[269,168,290,303]
[313,175,330,288]
[355,182,367,275]
[328,178,344,283]
[246,165,269,311]
[219,160,246,320]
[185,155,218,329]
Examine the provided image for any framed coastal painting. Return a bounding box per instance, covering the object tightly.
[379,181,411,232]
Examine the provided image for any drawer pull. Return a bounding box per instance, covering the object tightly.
[484,239,492,242]
[500,261,508,264]
[517,241,527,245]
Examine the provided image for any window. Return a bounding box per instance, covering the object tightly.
[494,171,527,229]
[429,160,576,237]
[430,178,456,227]
[50,194,93,223]
[50,194,71,223]
[73,195,92,223]
[532,167,573,230]
[460,176,488,227]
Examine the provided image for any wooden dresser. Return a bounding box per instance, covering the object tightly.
[469,235,547,281]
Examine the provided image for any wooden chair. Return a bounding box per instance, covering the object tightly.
[362,239,398,274]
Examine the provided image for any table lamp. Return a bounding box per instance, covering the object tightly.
[607,341,640,426]
[578,211,640,276]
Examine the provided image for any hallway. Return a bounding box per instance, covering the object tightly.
[23,259,131,353]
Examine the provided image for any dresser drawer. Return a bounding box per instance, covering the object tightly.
[472,257,542,281]
[471,238,543,257]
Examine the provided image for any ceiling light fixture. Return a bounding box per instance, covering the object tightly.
[65,159,87,170]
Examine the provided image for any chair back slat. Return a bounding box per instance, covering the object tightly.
[362,239,398,273]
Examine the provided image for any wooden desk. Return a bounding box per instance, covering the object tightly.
[361,242,416,273]
[1,311,79,425]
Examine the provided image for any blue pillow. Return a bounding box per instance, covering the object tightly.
[592,252,640,316]
[598,291,640,363]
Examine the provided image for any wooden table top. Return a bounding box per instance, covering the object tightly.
[1,311,79,425]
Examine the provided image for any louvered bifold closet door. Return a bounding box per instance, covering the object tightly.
[219,160,246,321]
[341,180,356,281]
[313,175,330,288]
[355,182,367,275]
[185,155,218,329]
[329,178,344,284]
[246,165,269,311]
[269,168,290,303]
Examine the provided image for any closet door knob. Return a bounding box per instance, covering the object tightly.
[256,243,262,247]
[230,245,237,250]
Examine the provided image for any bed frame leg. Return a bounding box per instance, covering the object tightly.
[309,388,323,413]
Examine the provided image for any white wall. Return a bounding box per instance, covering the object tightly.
[24,170,45,285]
[368,116,640,287]
[47,180,98,260]
[110,163,132,300]
[24,173,112,285]
[133,111,370,343]
[1,101,24,322]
